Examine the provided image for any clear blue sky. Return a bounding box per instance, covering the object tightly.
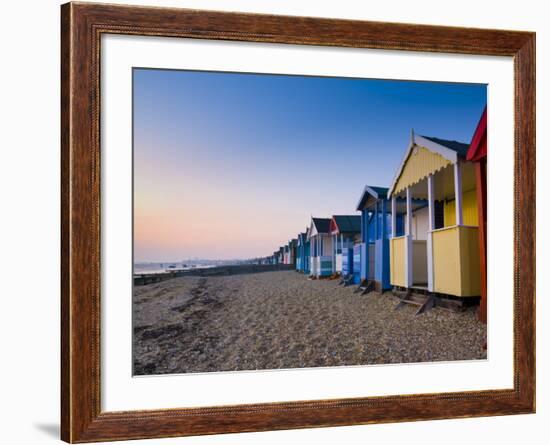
[133,68,486,261]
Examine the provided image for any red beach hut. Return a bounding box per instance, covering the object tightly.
[466,107,487,323]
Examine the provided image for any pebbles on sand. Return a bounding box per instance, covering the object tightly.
[133,270,487,375]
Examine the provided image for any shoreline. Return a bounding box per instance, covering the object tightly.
[134,263,295,286]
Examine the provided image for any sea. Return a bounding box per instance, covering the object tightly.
[133,260,246,275]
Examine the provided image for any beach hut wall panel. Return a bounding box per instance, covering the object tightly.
[443,189,479,227]
[388,132,481,297]
[390,236,406,287]
[342,247,353,276]
[466,107,487,321]
[337,235,360,273]
[366,243,375,279]
[352,244,362,284]
[335,253,343,272]
[412,240,428,284]
[411,206,430,240]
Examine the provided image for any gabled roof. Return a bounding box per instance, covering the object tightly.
[312,217,331,233]
[307,217,331,239]
[421,135,470,157]
[466,107,487,162]
[356,185,389,210]
[331,215,361,234]
[388,130,469,197]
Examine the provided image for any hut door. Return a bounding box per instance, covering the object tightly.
[368,243,375,280]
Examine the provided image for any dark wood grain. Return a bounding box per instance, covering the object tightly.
[61,2,536,443]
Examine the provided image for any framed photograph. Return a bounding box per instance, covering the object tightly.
[61,2,535,442]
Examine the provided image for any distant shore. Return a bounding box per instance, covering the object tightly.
[133,270,487,375]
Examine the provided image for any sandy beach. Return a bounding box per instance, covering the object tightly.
[133,270,486,375]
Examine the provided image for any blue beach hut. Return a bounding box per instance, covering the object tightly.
[329,215,361,279]
[296,231,311,274]
[356,185,403,292]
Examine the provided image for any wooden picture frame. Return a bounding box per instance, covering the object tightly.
[61,2,535,442]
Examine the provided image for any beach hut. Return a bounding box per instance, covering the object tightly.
[283,244,290,264]
[356,186,406,292]
[307,217,333,277]
[277,246,285,265]
[285,239,297,266]
[329,215,361,279]
[466,108,487,322]
[296,233,305,271]
[296,231,311,274]
[388,130,481,300]
[291,239,297,266]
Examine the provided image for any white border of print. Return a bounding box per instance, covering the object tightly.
[101,34,513,412]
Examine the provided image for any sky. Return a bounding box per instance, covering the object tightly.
[133,68,486,262]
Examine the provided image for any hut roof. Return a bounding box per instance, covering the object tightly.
[421,135,470,157]
[331,215,361,234]
[311,217,331,234]
[388,131,469,197]
[356,185,389,210]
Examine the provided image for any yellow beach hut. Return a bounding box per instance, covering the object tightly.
[387,131,481,298]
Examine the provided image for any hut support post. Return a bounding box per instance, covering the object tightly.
[391,196,396,238]
[375,201,379,239]
[380,198,388,290]
[333,233,337,274]
[454,161,463,226]
[340,233,344,275]
[381,199,387,239]
[427,174,435,292]
[362,209,370,281]
[405,187,413,288]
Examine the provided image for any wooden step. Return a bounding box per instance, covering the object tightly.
[354,279,374,295]
[395,291,465,315]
